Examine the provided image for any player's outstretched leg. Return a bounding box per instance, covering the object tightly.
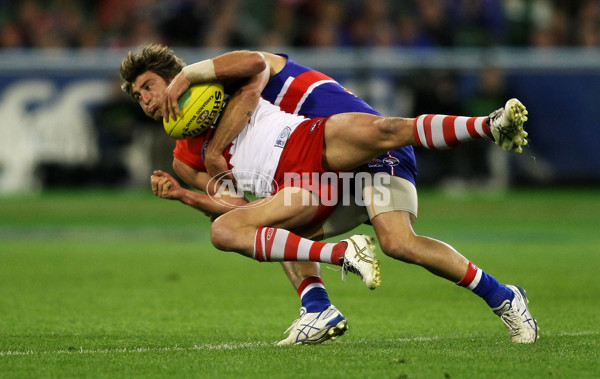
[493,284,539,343]
[488,98,529,153]
[340,234,381,290]
[277,305,348,345]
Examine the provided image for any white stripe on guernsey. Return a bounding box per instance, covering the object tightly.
[293,79,336,114]
[454,116,471,142]
[429,115,448,149]
[300,282,325,299]
[416,116,427,147]
[319,244,334,264]
[467,268,483,290]
[296,238,314,261]
[270,229,290,261]
[274,77,295,107]
[474,117,486,137]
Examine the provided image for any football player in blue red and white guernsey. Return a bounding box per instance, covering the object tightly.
[120,44,537,344]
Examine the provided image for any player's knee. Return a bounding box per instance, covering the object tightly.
[210,217,235,251]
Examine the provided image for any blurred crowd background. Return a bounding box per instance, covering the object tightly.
[2,0,599,49]
[0,0,599,194]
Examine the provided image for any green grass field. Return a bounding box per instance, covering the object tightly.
[1,188,599,378]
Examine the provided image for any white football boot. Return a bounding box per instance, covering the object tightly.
[277,305,348,345]
[488,98,529,153]
[340,234,381,290]
[493,284,539,343]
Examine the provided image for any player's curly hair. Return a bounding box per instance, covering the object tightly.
[120,43,185,98]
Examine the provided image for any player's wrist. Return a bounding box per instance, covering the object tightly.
[182,59,216,83]
[178,188,194,205]
[204,145,225,161]
[168,71,190,90]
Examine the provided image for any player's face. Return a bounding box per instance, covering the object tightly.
[131,71,168,120]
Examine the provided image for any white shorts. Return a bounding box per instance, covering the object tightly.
[321,175,418,238]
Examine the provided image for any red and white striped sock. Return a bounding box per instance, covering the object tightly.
[253,227,347,265]
[414,115,492,149]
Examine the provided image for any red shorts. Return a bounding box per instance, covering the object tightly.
[273,117,340,224]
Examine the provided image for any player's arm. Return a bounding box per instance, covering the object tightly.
[150,169,226,217]
[163,51,268,122]
[202,52,286,178]
[203,65,270,177]
[173,158,249,214]
[150,160,248,217]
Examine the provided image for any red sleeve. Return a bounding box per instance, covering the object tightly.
[173,135,210,172]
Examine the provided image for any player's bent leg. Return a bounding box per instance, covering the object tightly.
[371,210,470,282]
[210,187,320,256]
[363,174,538,343]
[365,176,469,282]
[213,187,380,287]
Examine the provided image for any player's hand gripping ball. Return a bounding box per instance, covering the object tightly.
[163,83,225,139]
